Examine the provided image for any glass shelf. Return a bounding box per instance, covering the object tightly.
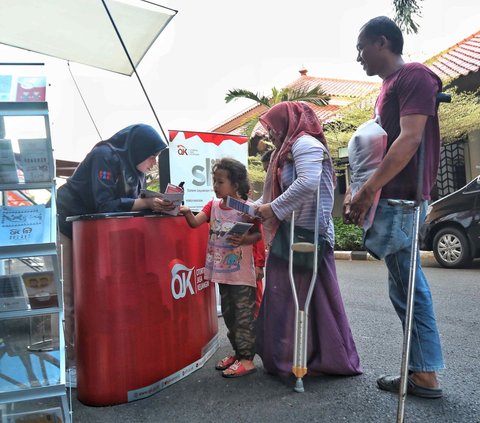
[0,315,62,394]
[0,99,69,421]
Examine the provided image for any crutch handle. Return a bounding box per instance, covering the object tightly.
[292,242,316,253]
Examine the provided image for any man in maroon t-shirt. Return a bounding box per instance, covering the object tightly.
[344,16,444,398]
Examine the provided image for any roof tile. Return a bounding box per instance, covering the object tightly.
[427,31,480,80]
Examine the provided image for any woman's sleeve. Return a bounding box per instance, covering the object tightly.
[89,152,135,212]
[271,137,324,221]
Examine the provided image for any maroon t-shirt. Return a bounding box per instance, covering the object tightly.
[376,62,442,200]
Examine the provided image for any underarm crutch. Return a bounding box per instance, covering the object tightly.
[392,92,450,423]
[289,181,322,393]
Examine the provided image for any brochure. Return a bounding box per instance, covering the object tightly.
[140,189,184,216]
[0,274,30,311]
[22,271,58,309]
[226,222,253,236]
[0,139,19,183]
[165,182,185,193]
[18,138,51,182]
[0,205,48,246]
[226,196,257,217]
[4,406,63,423]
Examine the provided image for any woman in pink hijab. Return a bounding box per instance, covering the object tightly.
[255,102,362,379]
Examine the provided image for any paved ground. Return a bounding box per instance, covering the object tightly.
[66,256,480,423]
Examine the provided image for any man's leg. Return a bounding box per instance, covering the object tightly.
[384,247,444,388]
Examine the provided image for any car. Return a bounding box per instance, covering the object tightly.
[419,175,480,268]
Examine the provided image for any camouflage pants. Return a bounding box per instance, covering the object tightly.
[219,284,256,360]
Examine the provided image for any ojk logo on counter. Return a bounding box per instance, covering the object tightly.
[169,259,210,300]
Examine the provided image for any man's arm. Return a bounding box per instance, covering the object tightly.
[348,114,428,226]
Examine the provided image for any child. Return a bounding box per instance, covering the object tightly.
[180,157,261,378]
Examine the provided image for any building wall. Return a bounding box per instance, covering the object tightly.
[466,129,480,179]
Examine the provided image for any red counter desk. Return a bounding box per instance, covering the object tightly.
[68,212,218,406]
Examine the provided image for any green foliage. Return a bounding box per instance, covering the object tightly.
[393,0,422,34]
[333,217,364,251]
[438,88,480,143]
[324,103,374,153]
[225,85,330,138]
[225,89,270,108]
[248,155,266,200]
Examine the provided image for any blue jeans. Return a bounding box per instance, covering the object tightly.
[364,199,445,372]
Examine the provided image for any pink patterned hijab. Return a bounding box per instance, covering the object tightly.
[259,102,329,242]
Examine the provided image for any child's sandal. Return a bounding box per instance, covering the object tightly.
[215,355,236,370]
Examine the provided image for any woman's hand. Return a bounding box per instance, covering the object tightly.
[255,203,275,221]
[151,197,175,213]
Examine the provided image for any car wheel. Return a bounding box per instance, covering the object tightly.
[432,227,472,268]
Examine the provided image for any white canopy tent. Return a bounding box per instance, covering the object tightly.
[0,0,177,147]
[0,0,176,76]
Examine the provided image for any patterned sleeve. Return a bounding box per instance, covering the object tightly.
[271,136,325,221]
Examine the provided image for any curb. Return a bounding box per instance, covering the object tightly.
[334,250,435,262]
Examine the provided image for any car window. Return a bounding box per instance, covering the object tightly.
[463,176,480,194]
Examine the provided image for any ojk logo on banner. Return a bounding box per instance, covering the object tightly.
[168,131,248,211]
[169,259,210,300]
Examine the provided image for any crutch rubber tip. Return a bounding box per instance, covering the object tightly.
[294,378,304,393]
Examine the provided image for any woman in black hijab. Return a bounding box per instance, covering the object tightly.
[57,124,171,238]
[57,124,172,379]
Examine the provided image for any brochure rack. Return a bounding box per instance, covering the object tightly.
[0,102,70,422]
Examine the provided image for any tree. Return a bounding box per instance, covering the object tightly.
[393,0,423,34]
[224,85,330,138]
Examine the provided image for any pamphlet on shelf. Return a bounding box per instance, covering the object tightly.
[22,270,58,309]
[226,196,257,217]
[0,274,30,311]
[140,189,183,216]
[18,138,51,182]
[0,139,19,183]
[3,406,63,423]
[0,205,49,246]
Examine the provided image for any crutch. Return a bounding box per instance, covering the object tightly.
[392,92,451,422]
[289,181,322,393]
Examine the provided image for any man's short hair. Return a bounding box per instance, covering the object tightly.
[361,16,404,55]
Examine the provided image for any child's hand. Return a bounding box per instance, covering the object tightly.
[179,205,192,215]
[255,266,264,281]
[227,233,244,247]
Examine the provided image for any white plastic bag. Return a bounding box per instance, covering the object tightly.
[347,117,387,230]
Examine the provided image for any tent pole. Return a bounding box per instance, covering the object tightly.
[101,0,169,143]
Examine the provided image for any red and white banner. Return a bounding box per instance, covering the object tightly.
[168,130,248,211]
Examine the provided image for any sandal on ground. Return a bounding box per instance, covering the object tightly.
[215,355,236,371]
[222,360,256,378]
[377,374,443,399]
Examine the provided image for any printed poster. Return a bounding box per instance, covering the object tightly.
[168,131,248,211]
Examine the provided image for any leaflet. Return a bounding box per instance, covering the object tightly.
[140,189,183,216]
[226,196,257,217]
[226,222,253,236]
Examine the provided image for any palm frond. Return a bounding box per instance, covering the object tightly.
[285,86,330,107]
[225,89,270,107]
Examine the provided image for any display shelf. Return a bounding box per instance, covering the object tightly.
[0,102,69,421]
